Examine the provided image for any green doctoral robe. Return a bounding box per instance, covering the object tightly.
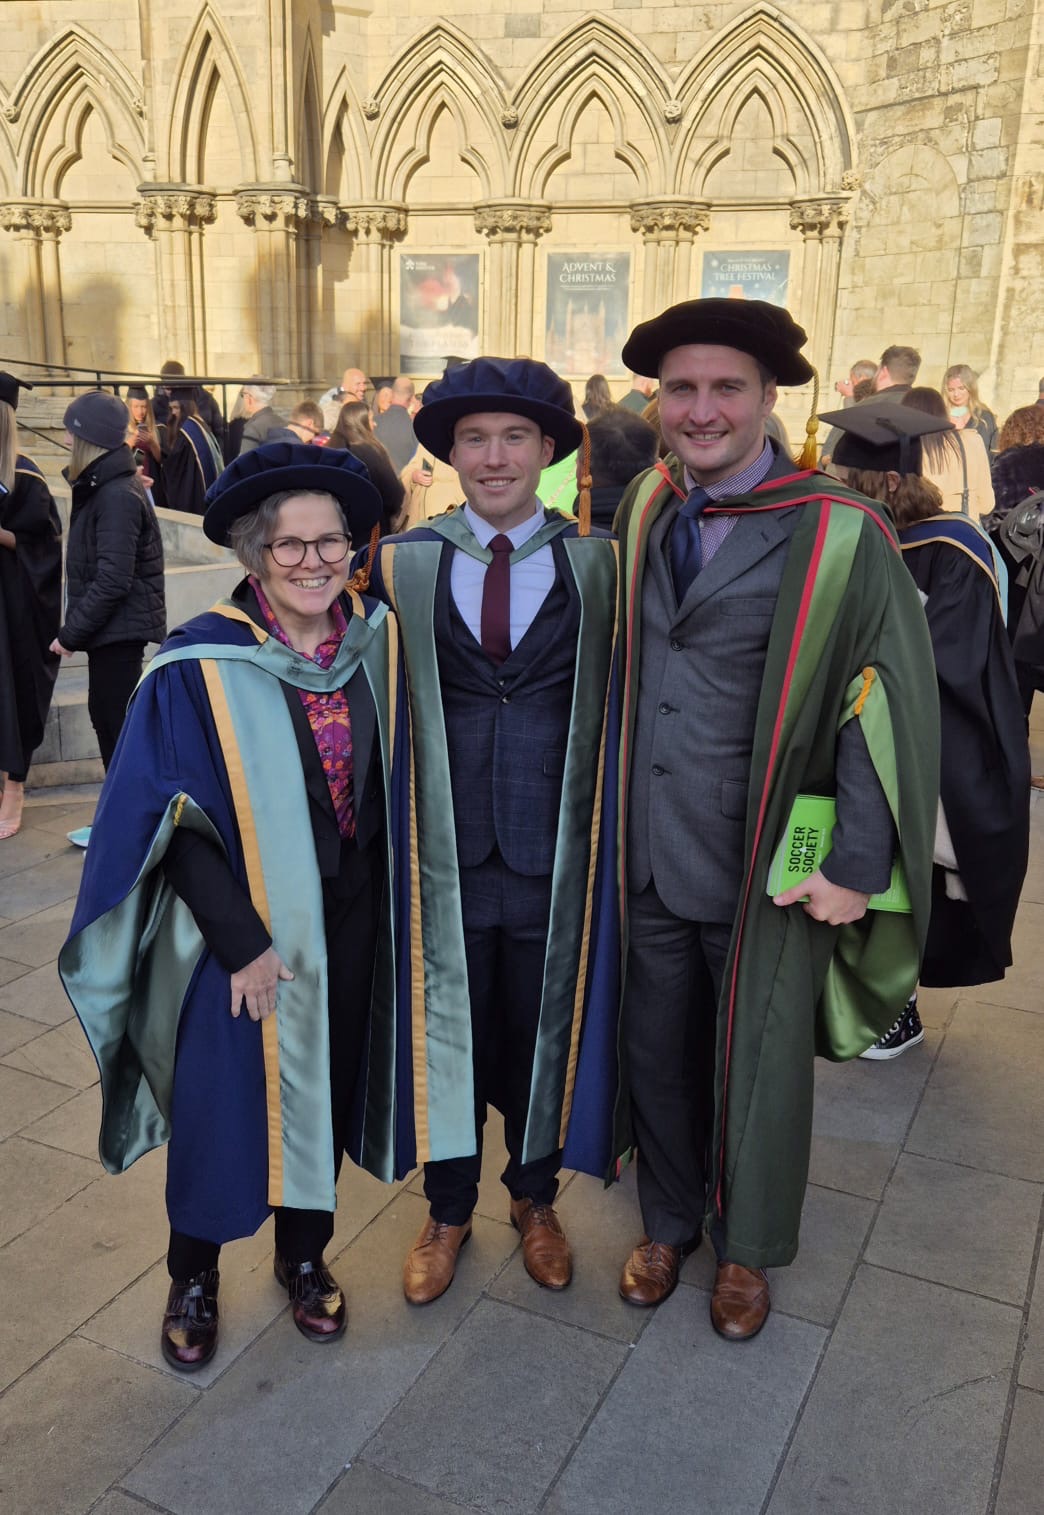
[615,460,940,1267]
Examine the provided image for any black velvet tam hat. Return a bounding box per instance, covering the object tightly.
[622,298,815,386]
[0,372,33,410]
[818,400,953,474]
[125,384,149,402]
[203,441,383,546]
[412,356,584,464]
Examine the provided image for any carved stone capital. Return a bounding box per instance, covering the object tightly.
[474,200,551,240]
[310,195,344,229]
[136,187,216,232]
[235,187,312,230]
[788,198,850,238]
[342,204,408,241]
[0,200,72,238]
[629,199,710,237]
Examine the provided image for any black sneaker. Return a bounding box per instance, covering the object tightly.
[859,997,924,1060]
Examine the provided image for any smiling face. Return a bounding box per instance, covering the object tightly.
[658,345,776,485]
[256,493,350,644]
[449,411,554,529]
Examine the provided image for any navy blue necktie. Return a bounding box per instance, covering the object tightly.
[670,487,711,602]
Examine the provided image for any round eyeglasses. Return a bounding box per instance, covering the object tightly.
[263,533,351,568]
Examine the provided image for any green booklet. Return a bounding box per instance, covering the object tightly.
[765,793,911,913]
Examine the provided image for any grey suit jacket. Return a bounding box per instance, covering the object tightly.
[627,451,893,921]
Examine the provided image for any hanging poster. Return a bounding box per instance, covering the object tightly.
[701,252,790,305]
[399,253,480,370]
[545,254,630,378]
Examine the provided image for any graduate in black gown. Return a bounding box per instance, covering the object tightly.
[0,373,62,839]
[824,400,1030,1053]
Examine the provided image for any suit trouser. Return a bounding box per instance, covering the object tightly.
[623,882,732,1248]
[168,842,380,1280]
[423,850,561,1226]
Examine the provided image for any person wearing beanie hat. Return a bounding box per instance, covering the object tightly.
[610,297,940,1338]
[49,392,165,782]
[0,373,63,840]
[363,355,620,1305]
[60,441,401,1371]
[822,400,1028,1060]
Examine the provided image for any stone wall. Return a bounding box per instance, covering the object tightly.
[0,1,1040,426]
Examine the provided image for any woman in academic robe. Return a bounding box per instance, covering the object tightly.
[160,386,223,514]
[0,373,62,839]
[825,400,1029,1056]
[60,442,402,1373]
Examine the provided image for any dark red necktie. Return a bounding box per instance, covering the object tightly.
[480,533,513,665]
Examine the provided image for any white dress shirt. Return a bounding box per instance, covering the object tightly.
[450,502,556,650]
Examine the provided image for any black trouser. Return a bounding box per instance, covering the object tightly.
[87,640,145,770]
[622,883,732,1250]
[168,838,380,1280]
[423,851,561,1226]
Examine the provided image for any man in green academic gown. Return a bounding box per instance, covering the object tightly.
[365,358,618,1305]
[613,299,939,1338]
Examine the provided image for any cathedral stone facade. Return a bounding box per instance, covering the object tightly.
[1,2,1041,420]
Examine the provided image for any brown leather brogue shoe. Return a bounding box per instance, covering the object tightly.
[509,1198,573,1290]
[710,1261,770,1341]
[619,1235,700,1307]
[402,1216,472,1305]
[161,1268,219,1372]
[274,1254,346,1341]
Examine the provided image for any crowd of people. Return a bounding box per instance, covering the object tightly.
[0,296,1037,1382]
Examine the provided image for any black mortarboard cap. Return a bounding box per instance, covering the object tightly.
[0,372,33,410]
[818,400,954,474]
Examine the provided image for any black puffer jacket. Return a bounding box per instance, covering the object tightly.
[60,445,166,651]
[989,443,1044,522]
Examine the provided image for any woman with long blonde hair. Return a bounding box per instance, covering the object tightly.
[942,364,998,455]
[50,393,165,818]
[0,373,62,838]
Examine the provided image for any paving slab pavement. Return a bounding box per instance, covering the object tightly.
[0,781,1042,1515]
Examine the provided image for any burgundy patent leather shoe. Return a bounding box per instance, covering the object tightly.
[274,1254,347,1341]
[161,1268,219,1372]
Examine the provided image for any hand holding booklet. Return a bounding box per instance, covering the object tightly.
[766,793,911,913]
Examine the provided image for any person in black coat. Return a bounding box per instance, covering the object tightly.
[984,407,1044,719]
[0,373,62,839]
[50,392,166,771]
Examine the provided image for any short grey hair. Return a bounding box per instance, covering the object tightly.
[244,383,276,404]
[228,490,349,576]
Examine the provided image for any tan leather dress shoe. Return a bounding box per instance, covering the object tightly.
[619,1236,697,1306]
[509,1198,573,1290]
[710,1261,770,1340]
[402,1216,472,1305]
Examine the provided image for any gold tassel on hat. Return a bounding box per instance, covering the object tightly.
[347,523,381,593]
[576,423,592,537]
[796,364,821,471]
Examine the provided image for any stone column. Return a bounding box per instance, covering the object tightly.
[474,201,552,357]
[300,197,344,385]
[341,205,408,377]
[235,187,313,377]
[135,188,217,368]
[788,197,851,380]
[0,201,72,369]
[629,200,711,317]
